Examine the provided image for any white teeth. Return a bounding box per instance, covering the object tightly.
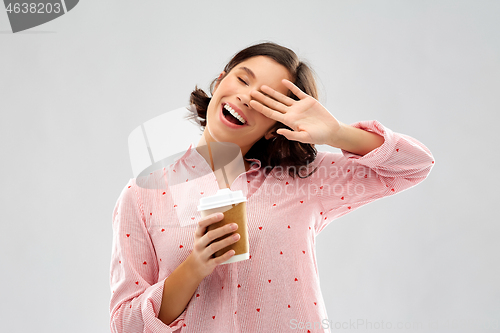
[224,104,246,124]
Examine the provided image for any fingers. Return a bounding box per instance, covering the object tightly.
[261,84,296,106]
[205,233,240,264]
[190,212,240,278]
[200,222,238,252]
[251,89,291,111]
[249,99,286,124]
[213,249,235,265]
[281,79,309,100]
[195,213,223,236]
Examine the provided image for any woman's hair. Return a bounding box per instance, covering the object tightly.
[186,41,320,179]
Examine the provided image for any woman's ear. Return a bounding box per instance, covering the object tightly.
[214,71,226,93]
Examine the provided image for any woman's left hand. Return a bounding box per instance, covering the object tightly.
[249,79,342,146]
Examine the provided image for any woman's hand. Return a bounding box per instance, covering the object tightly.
[186,212,239,280]
[249,79,343,146]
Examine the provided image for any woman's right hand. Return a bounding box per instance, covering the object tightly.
[186,212,240,280]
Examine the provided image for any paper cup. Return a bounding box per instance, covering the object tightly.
[197,188,249,264]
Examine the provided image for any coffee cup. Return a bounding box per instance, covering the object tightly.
[197,188,249,264]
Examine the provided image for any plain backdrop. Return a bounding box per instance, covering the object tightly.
[1,1,499,332]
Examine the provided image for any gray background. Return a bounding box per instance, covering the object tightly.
[1,1,498,332]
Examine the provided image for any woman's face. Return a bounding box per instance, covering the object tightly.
[203,56,293,156]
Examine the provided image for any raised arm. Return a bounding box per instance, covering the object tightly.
[311,120,435,234]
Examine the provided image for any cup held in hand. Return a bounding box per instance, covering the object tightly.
[197,188,249,264]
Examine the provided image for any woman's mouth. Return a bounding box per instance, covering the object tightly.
[220,103,248,128]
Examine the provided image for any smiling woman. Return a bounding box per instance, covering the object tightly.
[186,42,321,179]
[109,41,435,333]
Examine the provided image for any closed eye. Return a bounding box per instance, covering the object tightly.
[238,77,248,85]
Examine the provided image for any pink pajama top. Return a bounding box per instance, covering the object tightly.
[109,120,435,333]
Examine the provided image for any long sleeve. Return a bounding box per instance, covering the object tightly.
[312,120,435,234]
[109,179,187,333]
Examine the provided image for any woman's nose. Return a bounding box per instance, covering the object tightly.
[237,96,249,108]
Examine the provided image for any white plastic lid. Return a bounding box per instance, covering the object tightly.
[197,188,247,211]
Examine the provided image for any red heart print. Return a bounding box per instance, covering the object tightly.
[288,225,290,228]
[247,180,250,183]
[196,294,200,297]
[280,251,283,254]
[126,234,130,237]
[191,217,195,220]
[150,212,152,216]
[391,188,395,192]
[286,182,289,185]
[309,227,311,230]
[179,245,183,248]
[364,174,367,178]
[396,148,399,152]
[192,165,195,168]
[273,203,276,206]
[347,169,350,172]
[314,302,317,305]
[256,308,260,312]
[268,280,271,283]
[320,186,323,189]
[249,255,252,259]
[324,217,327,220]
[235,311,237,314]
[143,261,147,265]
[173,169,176,172]
[288,305,290,308]
[300,200,303,203]
[186,179,188,182]
[119,261,121,264]
[162,192,166,195]
[320,212,323,215]
[295,278,298,281]
[258,227,262,230]
[212,316,215,319]
[222,286,224,289]
[183,324,186,327]
[237,284,241,288]
[161,229,165,232]
[302,251,305,254]
[135,281,139,285]
[200,192,204,194]
[348,206,351,209]
[331,161,335,164]
[341,196,344,200]
[128,185,131,188]
[174,204,177,207]
[432,161,434,164]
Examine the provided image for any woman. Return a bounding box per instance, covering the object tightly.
[109,41,435,333]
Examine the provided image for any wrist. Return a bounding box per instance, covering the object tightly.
[183,254,205,282]
[328,121,347,149]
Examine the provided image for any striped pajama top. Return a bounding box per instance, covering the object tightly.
[109,120,435,333]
